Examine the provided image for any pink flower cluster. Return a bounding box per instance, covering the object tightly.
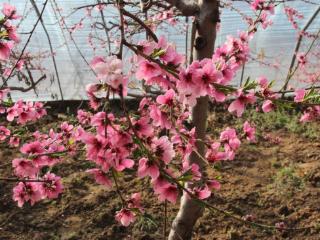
[13,173,63,207]
[0,125,10,141]
[11,122,84,206]
[76,91,234,212]
[115,193,142,226]
[90,55,127,91]
[87,56,128,109]
[296,52,307,67]
[250,0,274,14]
[80,112,135,174]
[206,127,241,162]
[300,106,320,122]
[178,32,251,107]
[6,101,47,124]
[152,9,177,26]
[136,36,184,90]
[0,3,20,61]
[6,1,319,231]
[249,0,274,29]
[284,6,304,30]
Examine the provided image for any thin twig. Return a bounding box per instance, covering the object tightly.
[281,6,320,92]
[97,0,112,54]
[122,9,158,42]
[30,0,64,101]
[1,0,49,88]
[0,178,50,183]
[2,75,46,92]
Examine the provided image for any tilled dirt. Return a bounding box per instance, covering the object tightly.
[0,113,320,240]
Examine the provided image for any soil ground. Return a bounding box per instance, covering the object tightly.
[0,106,320,240]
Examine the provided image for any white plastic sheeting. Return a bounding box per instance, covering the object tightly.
[4,0,320,101]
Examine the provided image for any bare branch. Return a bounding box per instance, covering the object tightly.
[282,6,320,92]
[3,75,46,92]
[30,0,64,101]
[1,0,49,88]
[123,9,158,42]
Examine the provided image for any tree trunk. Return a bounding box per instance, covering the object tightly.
[168,1,219,239]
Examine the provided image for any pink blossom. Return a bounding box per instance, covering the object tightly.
[160,44,184,66]
[193,185,211,200]
[152,136,175,164]
[86,168,112,188]
[220,128,240,149]
[33,102,47,119]
[137,40,156,57]
[86,83,101,110]
[294,89,305,102]
[243,121,256,142]
[258,76,278,99]
[12,158,39,177]
[77,109,92,125]
[300,106,320,122]
[39,173,63,199]
[156,89,175,106]
[136,60,163,83]
[149,105,171,129]
[2,3,20,19]
[208,87,226,102]
[91,56,124,90]
[284,7,304,29]
[260,12,273,29]
[3,68,11,77]
[138,157,160,179]
[128,193,142,209]
[258,76,269,89]
[133,117,154,138]
[182,163,202,181]
[0,88,9,101]
[224,145,236,160]
[228,90,256,117]
[90,111,107,128]
[114,158,134,172]
[60,121,73,133]
[152,175,170,192]
[9,136,20,147]
[275,222,286,231]
[177,66,200,93]
[72,126,85,141]
[13,182,41,207]
[6,101,45,124]
[207,180,221,190]
[115,208,135,226]
[300,112,311,122]
[20,141,47,167]
[262,100,274,113]
[0,42,14,60]
[4,21,20,42]
[20,141,44,155]
[94,3,105,11]
[157,184,178,203]
[196,60,223,95]
[205,142,227,162]
[250,0,274,14]
[0,126,10,141]
[296,52,307,67]
[81,133,107,161]
[220,128,241,159]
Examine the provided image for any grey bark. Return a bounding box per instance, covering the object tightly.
[164,0,200,16]
[168,1,219,239]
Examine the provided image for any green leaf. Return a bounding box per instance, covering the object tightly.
[151,48,166,58]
